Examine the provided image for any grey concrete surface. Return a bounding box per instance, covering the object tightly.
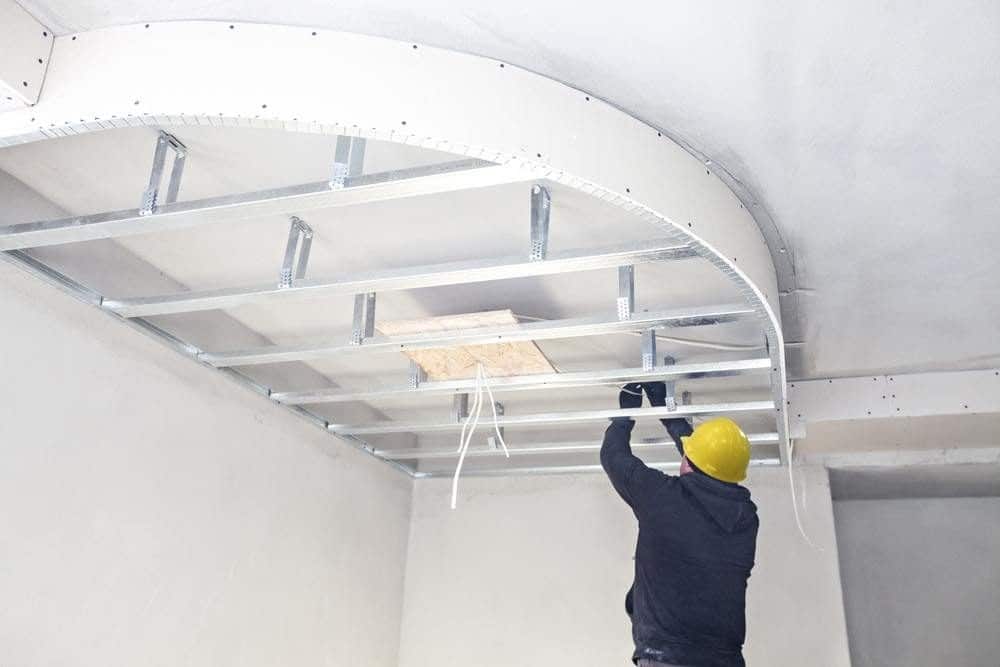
[835,497,1000,667]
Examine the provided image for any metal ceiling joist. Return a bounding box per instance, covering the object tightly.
[328,401,775,435]
[198,304,755,367]
[379,432,780,460]
[103,239,696,317]
[412,456,782,478]
[273,358,771,405]
[0,158,530,250]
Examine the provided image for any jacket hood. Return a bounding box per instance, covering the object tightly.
[681,471,757,533]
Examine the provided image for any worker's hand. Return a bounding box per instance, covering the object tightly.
[619,382,644,410]
[643,381,668,407]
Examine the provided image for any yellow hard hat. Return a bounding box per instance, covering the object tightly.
[681,417,751,483]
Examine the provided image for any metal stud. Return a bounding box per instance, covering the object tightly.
[139,131,187,216]
[330,136,367,189]
[529,184,551,260]
[617,265,635,320]
[278,216,313,289]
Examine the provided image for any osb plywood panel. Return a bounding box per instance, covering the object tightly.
[377,310,555,380]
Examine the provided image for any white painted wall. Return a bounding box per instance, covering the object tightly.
[0,260,413,666]
[398,465,850,667]
[834,496,1000,667]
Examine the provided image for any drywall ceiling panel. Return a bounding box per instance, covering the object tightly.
[16,0,999,378]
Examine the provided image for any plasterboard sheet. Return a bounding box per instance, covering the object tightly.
[887,369,1000,417]
[787,376,894,435]
[0,0,53,108]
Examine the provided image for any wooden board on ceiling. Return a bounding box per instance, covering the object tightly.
[376,310,556,380]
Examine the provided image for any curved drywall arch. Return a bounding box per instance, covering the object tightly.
[0,21,789,454]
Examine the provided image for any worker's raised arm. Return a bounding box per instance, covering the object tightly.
[642,381,692,457]
[600,383,665,510]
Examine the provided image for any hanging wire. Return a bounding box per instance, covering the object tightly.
[787,438,822,550]
[450,363,510,509]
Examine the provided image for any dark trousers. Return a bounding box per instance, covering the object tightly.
[637,660,689,667]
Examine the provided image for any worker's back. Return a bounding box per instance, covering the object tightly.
[600,386,758,666]
[629,469,758,666]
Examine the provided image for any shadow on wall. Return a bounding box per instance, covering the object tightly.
[832,465,1000,667]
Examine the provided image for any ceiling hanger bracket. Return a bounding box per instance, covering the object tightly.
[408,360,427,389]
[278,216,314,289]
[350,292,377,345]
[529,184,551,260]
[662,355,677,411]
[330,136,367,189]
[618,265,635,321]
[641,329,657,371]
[139,130,187,217]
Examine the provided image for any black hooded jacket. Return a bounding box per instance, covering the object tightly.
[600,418,758,667]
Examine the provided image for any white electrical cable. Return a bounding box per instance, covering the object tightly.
[787,438,822,550]
[455,367,482,453]
[451,366,485,509]
[450,364,510,509]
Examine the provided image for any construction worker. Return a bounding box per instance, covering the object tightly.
[600,382,757,667]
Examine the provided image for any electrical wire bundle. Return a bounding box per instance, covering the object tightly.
[451,363,509,509]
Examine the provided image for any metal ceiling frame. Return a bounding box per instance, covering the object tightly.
[0,21,790,478]
[0,131,779,476]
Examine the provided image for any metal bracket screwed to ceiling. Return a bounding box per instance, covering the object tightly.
[139,131,187,217]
